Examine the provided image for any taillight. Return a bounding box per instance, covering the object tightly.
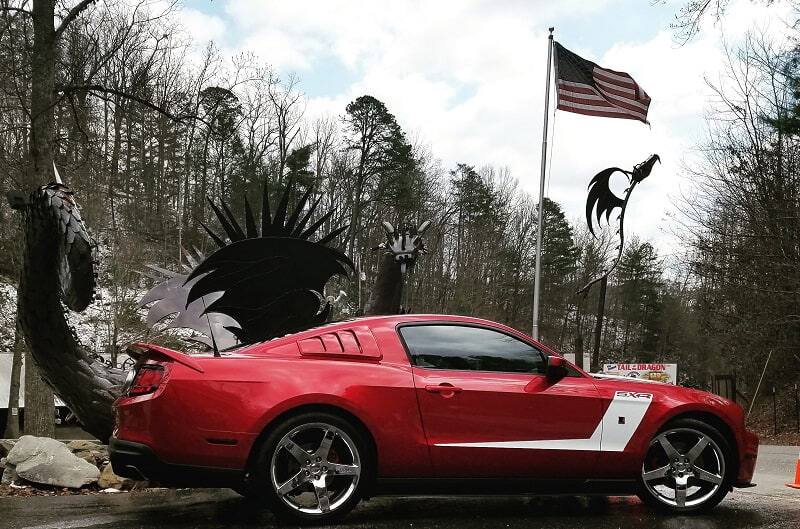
[128,362,168,397]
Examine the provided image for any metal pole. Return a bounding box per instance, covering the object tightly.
[532,27,554,340]
[747,349,771,418]
[591,275,607,372]
[794,383,799,433]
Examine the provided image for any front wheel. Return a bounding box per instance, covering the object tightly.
[253,412,369,524]
[637,418,733,513]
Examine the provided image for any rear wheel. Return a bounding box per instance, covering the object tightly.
[253,412,369,524]
[637,418,733,513]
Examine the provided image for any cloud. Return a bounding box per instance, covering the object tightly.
[194,0,795,255]
[177,7,226,45]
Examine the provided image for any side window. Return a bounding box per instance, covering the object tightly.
[399,324,545,374]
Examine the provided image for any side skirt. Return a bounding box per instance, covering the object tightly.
[373,478,639,496]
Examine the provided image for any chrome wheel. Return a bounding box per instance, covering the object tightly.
[642,427,726,508]
[269,422,361,515]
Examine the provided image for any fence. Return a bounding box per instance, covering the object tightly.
[712,374,800,435]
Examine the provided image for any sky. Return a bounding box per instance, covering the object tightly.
[175,0,796,260]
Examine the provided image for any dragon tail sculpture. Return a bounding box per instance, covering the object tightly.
[11,170,354,440]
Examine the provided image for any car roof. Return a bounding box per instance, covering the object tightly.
[228,313,554,356]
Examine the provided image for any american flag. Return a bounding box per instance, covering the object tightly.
[553,42,651,123]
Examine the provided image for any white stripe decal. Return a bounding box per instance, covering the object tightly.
[593,66,636,85]
[557,100,644,118]
[435,391,653,452]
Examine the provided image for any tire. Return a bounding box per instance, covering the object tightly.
[251,411,371,524]
[637,418,734,514]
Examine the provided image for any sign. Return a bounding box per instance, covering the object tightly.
[563,353,591,372]
[1,353,83,408]
[602,363,678,384]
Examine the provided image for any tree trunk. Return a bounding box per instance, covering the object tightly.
[21,0,58,438]
[13,0,123,441]
[2,315,24,439]
[23,350,54,437]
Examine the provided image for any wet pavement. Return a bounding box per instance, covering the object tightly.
[1,445,798,529]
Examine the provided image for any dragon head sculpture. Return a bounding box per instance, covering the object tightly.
[377,220,432,273]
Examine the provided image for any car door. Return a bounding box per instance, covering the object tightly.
[399,323,603,479]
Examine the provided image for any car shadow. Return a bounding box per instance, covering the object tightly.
[95,490,770,529]
[230,494,764,528]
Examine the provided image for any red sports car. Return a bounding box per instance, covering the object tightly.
[110,314,758,524]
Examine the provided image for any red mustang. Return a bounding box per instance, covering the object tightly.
[110,315,758,523]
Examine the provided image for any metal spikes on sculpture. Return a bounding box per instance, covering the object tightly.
[377,220,432,273]
[137,253,241,350]
[139,178,353,347]
[579,153,660,294]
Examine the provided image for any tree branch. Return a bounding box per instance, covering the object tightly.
[0,7,32,16]
[57,83,214,129]
[55,0,97,37]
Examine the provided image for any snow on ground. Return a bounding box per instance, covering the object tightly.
[0,278,150,358]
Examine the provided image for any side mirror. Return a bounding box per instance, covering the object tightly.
[546,355,568,380]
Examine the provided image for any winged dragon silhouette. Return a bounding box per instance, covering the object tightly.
[579,153,660,294]
[139,178,353,349]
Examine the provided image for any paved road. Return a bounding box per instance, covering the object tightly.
[2,446,798,529]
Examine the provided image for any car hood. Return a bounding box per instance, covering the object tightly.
[591,373,736,409]
[591,373,664,385]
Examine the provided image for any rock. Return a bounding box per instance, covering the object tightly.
[67,441,108,467]
[65,440,104,452]
[0,439,15,458]
[73,449,108,466]
[1,463,18,485]
[98,463,134,490]
[6,435,99,489]
[72,450,97,465]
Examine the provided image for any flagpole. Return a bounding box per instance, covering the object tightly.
[532,27,554,341]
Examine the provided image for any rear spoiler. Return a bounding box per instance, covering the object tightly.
[126,343,205,373]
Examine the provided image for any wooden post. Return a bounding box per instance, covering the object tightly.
[773,386,778,436]
[2,317,24,439]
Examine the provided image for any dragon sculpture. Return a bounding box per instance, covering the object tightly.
[139,178,353,349]
[11,169,351,440]
[364,220,431,315]
[579,153,660,293]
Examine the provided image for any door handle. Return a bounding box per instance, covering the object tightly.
[425,384,463,394]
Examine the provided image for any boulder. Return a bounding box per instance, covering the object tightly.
[0,439,15,458]
[6,435,99,489]
[98,463,134,490]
